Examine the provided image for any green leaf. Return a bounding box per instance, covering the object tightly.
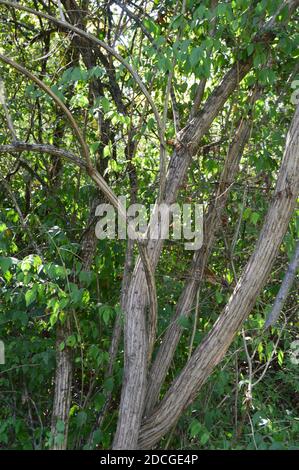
[76,411,87,427]
[200,432,210,445]
[190,47,202,67]
[278,349,284,366]
[217,3,232,18]
[243,207,251,220]
[0,256,13,273]
[89,66,104,78]
[277,5,289,22]
[56,420,65,433]
[251,212,260,225]
[147,117,156,130]
[0,222,8,233]
[94,393,106,411]
[194,5,207,19]
[100,96,110,113]
[215,291,223,304]
[143,18,159,35]
[103,377,114,392]
[50,311,58,327]
[79,270,94,287]
[247,43,254,56]
[253,51,267,68]
[92,429,103,445]
[178,316,191,329]
[90,141,100,154]
[54,433,65,446]
[25,287,37,307]
[189,419,201,437]
[50,85,65,102]
[257,68,276,85]
[98,305,114,325]
[70,67,88,82]
[44,263,67,280]
[103,144,111,158]
[69,283,83,306]
[66,335,77,348]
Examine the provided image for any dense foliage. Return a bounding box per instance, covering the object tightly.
[0,0,298,450]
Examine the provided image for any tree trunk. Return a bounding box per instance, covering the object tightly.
[112,59,253,450]
[138,102,299,448]
[113,4,299,442]
[51,318,73,449]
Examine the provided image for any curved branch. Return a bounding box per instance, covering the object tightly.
[0,56,159,376]
[0,53,90,166]
[0,142,87,169]
[0,16,160,450]
[0,53,122,213]
[264,239,299,328]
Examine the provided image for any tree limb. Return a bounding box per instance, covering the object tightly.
[0,142,87,169]
[264,239,299,328]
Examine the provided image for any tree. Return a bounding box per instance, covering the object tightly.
[0,0,298,450]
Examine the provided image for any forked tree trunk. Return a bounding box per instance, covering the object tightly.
[112,59,253,450]
[113,4,299,443]
[1,0,297,452]
[138,103,299,448]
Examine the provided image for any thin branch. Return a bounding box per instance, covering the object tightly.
[0,175,43,257]
[0,78,18,142]
[0,142,87,168]
[187,287,200,361]
[264,240,299,328]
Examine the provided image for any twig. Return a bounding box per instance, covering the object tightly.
[188,288,200,360]
[264,240,299,328]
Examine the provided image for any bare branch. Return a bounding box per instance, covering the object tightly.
[264,240,299,328]
[0,78,18,142]
[0,175,42,256]
[0,142,87,169]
